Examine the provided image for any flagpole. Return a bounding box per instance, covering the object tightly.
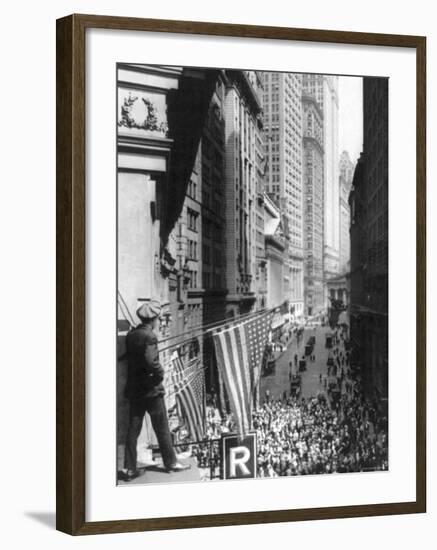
[157,306,277,348]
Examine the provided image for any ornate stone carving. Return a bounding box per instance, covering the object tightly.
[118,93,168,135]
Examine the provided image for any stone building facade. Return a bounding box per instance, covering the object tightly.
[116,64,218,462]
[339,150,355,273]
[223,71,263,318]
[301,83,325,315]
[262,72,304,317]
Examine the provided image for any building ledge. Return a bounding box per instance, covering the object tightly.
[350,304,388,317]
[203,289,228,297]
[226,293,256,303]
[187,289,206,298]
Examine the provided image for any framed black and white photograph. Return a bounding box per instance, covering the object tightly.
[56,14,426,535]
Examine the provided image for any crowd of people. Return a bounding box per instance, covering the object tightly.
[254,392,387,477]
[191,324,388,480]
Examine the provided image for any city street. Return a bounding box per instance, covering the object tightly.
[260,325,332,402]
[113,66,390,485]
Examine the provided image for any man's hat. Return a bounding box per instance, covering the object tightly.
[136,299,161,321]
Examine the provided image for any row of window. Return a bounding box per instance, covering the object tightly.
[202,244,222,266]
[187,239,198,260]
[367,212,388,243]
[187,208,198,232]
[187,179,197,200]
[203,138,224,169]
[203,219,222,241]
[188,269,198,289]
[368,184,387,219]
[203,272,223,290]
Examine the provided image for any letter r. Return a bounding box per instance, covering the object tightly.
[229,446,251,477]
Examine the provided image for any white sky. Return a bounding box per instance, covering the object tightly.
[338,76,363,165]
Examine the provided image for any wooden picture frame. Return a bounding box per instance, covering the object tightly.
[56,13,426,535]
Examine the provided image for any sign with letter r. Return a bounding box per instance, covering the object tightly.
[221,433,257,480]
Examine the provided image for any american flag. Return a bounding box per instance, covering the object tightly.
[171,351,205,442]
[245,311,274,389]
[212,311,273,435]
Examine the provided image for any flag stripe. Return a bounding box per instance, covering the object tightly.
[171,351,204,442]
[176,393,199,440]
[238,325,252,411]
[215,331,244,430]
[233,326,251,428]
[177,375,203,440]
[177,387,201,440]
[226,329,247,430]
[226,328,247,435]
[212,311,274,436]
[184,382,201,430]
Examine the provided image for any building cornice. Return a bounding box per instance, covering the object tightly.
[203,289,228,297]
[266,234,286,252]
[302,93,324,120]
[303,134,324,156]
[227,70,262,114]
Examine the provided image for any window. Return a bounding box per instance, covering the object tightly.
[188,240,197,260]
[189,270,197,289]
[203,272,211,289]
[214,248,221,266]
[187,179,197,200]
[187,208,198,232]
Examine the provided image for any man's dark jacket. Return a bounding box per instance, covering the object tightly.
[124,323,165,400]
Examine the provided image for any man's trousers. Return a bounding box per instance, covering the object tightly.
[124,395,177,471]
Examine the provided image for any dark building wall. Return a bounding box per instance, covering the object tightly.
[349,77,388,407]
[223,71,261,317]
[199,74,228,395]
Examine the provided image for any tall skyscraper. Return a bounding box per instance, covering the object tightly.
[262,72,304,316]
[223,70,263,317]
[339,148,355,183]
[303,75,340,300]
[251,74,268,312]
[200,73,227,325]
[322,76,340,287]
[301,80,325,315]
[171,74,229,397]
[339,150,355,272]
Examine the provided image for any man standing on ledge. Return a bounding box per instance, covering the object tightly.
[124,299,190,481]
